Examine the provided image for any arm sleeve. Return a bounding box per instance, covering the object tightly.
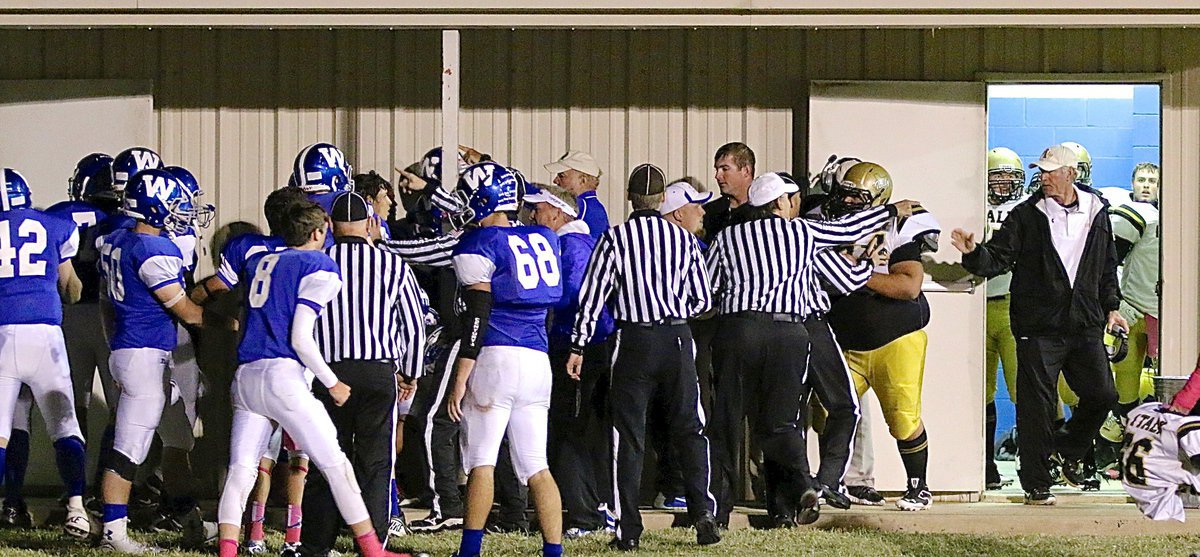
[798,204,893,249]
[452,254,496,285]
[961,209,1023,278]
[1173,367,1200,414]
[458,288,493,360]
[815,249,871,294]
[291,304,340,389]
[1098,213,1123,313]
[141,255,185,291]
[571,233,618,350]
[60,226,80,261]
[377,234,459,268]
[705,236,726,308]
[686,237,713,317]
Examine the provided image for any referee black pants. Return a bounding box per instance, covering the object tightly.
[548,340,611,530]
[710,313,811,525]
[1015,330,1118,491]
[609,322,715,542]
[302,360,398,552]
[804,314,860,488]
[406,339,465,519]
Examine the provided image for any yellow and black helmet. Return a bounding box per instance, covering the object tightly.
[987,147,1026,205]
[1061,141,1092,186]
[824,161,893,218]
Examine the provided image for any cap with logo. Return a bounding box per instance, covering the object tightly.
[524,184,579,218]
[1029,144,1080,173]
[544,150,602,178]
[660,181,715,215]
[748,172,800,207]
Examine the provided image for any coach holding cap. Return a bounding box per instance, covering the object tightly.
[568,163,720,551]
[304,191,429,553]
[953,144,1125,506]
[546,150,609,241]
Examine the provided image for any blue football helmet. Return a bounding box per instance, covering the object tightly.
[455,162,519,226]
[1,169,32,212]
[68,153,116,202]
[293,142,353,193]
[122,168,195,234]
[112,147,164,193]
[419,147,469,189]
[165,166,216,231]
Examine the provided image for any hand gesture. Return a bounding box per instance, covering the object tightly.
[328,381,351,406]
[395,168,428,193]
[950,228,977,254]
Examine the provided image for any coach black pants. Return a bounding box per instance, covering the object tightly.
[548,340,611,530]
[407,339,465,518]
[303,360,398,551]
[804,314,860,488]
[609,323,715,542]
[1015,330,1118,491]
[710,313,811,525]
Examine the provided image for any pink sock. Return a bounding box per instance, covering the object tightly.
[355,532,384,557]
[219,539,239,557]
[248,502,266,542]
[285,504,302,544]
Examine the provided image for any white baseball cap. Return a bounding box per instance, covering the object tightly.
[748,172,799,207]
[524,185,578,218]
[544,150,602,177]
[660,182,714,215]
[1029,144,1080,172]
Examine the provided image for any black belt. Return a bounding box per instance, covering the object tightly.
[735,311,804,324]
[617,318,689,328]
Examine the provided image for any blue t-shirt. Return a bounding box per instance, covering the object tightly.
[237,249,342,364]
[452,225,563,352]
[308,191,338,248]
[0,208,79,326]
[97,228,185,351]
[216,233,289,289]
[551,223,614,345]
[45,200,109,303]
[576,191,610,242]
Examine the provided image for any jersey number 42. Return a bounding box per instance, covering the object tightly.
[0,220,48,279]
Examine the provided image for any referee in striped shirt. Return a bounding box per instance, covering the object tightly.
[568,163,720,551]
[706,172,913,528]
[303,191,428,555]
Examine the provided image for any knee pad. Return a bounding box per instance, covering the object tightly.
[104,449,139,482]
[323,459,368,525]
[218,463,258,526]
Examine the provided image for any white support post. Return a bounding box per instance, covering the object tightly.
[441,29,460,193]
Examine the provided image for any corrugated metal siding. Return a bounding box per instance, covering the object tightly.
[1,27,1198,369]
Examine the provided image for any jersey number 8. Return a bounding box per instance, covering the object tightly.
[0,220,48,279]
[508,233,559,290]
[248,254,281,308]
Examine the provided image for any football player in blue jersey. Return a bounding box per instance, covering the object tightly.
[95,168,214,553]
[0,169,95,540]
[446,162,566,557]
[111,147,164,197]
[214,201,412,557]
[0,154,120,528]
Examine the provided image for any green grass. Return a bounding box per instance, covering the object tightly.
[2,527,1200,557]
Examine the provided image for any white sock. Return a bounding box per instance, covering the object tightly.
[66,495,84,511]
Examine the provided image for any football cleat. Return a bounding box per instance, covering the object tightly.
[845,485,885,506]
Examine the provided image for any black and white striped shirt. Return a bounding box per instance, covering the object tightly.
[571,210,711,348]
[316,237,428,379]
[376,234,459,268]
[706,205,893,317]
[810,249,872,313]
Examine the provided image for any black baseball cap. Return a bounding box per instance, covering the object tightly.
[331,191,371,223]
[627,163,666,195]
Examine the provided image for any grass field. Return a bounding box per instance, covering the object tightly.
[2,526,1200,557]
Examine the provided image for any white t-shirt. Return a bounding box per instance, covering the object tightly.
[1037,187,1101,288]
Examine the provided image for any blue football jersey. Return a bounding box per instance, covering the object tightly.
[45,200,109,303]
[452,225,563,352]
[0,208,79,326]
[307,191,338,248]
[97,228,185,351]
[95,213,136,237]
[216,233,289,289]
[237,249,342,364]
